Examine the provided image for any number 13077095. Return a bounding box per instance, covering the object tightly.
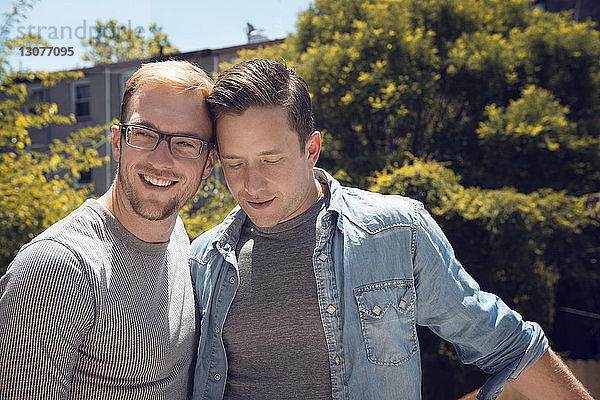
[19,47,74,56]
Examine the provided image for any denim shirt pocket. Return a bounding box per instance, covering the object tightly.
[353,279,417,365]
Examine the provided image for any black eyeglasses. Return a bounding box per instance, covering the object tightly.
[120,124,213,159]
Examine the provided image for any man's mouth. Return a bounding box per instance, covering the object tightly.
[141,174,177,187]
[246,198,274,209]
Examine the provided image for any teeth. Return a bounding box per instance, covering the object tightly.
[142,174,175,187]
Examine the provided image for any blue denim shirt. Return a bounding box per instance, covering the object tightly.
[189,169,548,400]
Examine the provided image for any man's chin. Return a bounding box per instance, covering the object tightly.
[131,200,180,221]
[243,211,279,228]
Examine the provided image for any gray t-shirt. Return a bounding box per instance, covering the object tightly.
[0,199,199,399]
[222,194,332,399]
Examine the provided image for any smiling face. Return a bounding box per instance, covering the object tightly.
[112,86,214,223]
[217,106,321,228]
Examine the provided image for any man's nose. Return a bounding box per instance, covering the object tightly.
[244,167,266,195]
[146,139,175,167]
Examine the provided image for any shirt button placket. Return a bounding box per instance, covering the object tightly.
[315,240,343,393]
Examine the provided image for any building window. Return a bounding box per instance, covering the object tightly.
[78,169,93,185]
[25,87,47,114]
[73,83,91,118]
[25,86,51,148]
[118,72,135,120]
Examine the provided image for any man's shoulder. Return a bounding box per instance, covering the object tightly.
[9,199,108,272]
[33,200,105,245]
[190,224,221,256]
[6,237,83,281]
[333,185,424,232]
[190,206,244,260]
[2,229,98,306]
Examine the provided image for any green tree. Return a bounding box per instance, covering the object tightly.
[0,0,42,80]
[238,0,600,194]
[1,1,108,273]
[477,85,600,194]
[82,20,178,64]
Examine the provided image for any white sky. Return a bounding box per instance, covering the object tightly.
[2,0,313,72]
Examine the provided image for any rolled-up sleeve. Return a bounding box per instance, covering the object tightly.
[412,203,549,400]
[477,321,548,399]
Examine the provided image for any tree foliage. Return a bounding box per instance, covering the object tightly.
[0,0,43,80]
[240,0,600,194]
[477,85,600,194]
[82,20,178,64]
[1,1,108,273]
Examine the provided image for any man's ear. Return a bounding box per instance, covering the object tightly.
[111,125,121,162]
[305,131,321,166]
[202,147,217,179]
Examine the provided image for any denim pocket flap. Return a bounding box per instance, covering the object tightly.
[354,279,415,318]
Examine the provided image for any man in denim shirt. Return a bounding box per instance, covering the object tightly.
[189,59,592,400]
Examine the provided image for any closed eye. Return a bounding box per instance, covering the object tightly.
[263,158,282,164]
[132,128,155,138]
[224,161,244,169]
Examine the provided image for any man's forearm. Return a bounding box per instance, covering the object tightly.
[512,348,594,400]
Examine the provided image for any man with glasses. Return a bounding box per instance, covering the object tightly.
[0,60,215,399]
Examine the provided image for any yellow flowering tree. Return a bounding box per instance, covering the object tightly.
[1,1,108,272]
[236,0,600,193]
[82,20,179,64]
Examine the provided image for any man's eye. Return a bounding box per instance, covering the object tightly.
[132,128,153,137]
[264,158,282,164]
[173,139,196,148]
[226,162,243,169]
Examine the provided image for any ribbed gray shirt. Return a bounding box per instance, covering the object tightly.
[0,199,199,399]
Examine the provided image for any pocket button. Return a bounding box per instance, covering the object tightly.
[399,299,407,310]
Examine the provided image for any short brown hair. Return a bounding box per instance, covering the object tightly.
[120,60,213,122]
[207,59,314,148]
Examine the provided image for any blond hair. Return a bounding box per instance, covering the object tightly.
[120,60,213,122]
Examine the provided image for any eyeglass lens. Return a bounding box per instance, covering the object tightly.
[125,126,206,158]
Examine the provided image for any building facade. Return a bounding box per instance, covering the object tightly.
[534,0,600,23]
